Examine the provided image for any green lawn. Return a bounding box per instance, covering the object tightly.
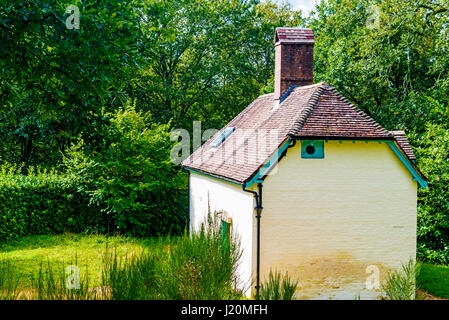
[418,263,449,299]
[0,233,164,290]
[2,234,449,300]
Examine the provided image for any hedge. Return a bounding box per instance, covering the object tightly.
[0,167,103,241]
[0,163,188,241]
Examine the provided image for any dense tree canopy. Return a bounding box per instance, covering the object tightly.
[0,0,302,167]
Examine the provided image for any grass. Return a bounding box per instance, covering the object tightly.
[4,233,449,300]
[0,216,244,300]
[418,263,449,299]
[103,215,244,300]
[381,259,421,300]
[0,233,164,290]
[259,270,298,300]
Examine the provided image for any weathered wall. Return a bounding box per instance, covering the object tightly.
[189,172,254,297]
[257,140,417,299]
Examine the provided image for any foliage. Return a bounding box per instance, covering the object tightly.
[64,104,188,237]
[0,223,243,300]
[259,270,298,300]
[104,214,243,300]
[308,0,449,133]
[0,105,187,240]
[0,164,101,241]
[0,0,304,166]
[0,0,142,167]
[126,0,303,131]
[415,124,449,264]
[418,263,449,299]
[381,259,421,300]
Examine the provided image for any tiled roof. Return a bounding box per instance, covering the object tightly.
[292,86,390,139]
[181,82,418,185]
[390,131,416,161]
[275,28,315,44]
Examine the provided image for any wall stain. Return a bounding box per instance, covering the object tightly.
[260,252,388,300]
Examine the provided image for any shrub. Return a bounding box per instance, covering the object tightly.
[64,104,188,237]
[0,164,102,241]
[167,215,243,299]
[103,215,243,300]
[0,104,188,240]
[259,270,298,300]
[102,248,163,300]
[381,259,421,300]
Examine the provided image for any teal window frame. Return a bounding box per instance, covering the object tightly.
[301,140,324,159]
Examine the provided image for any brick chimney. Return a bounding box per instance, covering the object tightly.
[274,28,315,100]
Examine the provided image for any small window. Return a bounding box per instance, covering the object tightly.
[217,210,232,248]
[210,127,235,148]
[221,220,231,247]
[301,140,324,159]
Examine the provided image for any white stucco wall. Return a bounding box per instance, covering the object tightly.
[258,140,417,300]
[189,172,254,297]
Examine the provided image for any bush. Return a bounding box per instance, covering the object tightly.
[381,259,421,300]
[103,215,243,300]
[63,104,188,237]
[0,104,187,240]
[0,164,102,241]
[259,270,298,300]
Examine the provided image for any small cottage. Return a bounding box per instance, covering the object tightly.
[181,28,427,299]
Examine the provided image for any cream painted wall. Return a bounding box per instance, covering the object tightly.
[257,140,417,300]
[189,172,255,297]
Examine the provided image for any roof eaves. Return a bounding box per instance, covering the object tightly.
[183,166,244,186]
[243,137,292,188]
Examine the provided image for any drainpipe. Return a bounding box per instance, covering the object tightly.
[187,170,190,232]
[242,182,263,299]
[241,138,294,299]
[255,183,263,299]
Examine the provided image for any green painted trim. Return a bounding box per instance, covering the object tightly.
[386,141,428,188]
[187,139,427,190]
[185,168,242,186]
[245,139,292,188]
[301,140,324,159]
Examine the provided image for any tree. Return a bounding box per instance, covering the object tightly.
[128,0,304,131]
[64,103,188,236]
[0,0,142,167]
[307,0,449,132]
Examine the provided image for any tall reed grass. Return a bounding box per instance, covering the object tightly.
[103,214,243,299]
[0,214,244,300]
[382,259,422,300]
[259,270,298,300]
